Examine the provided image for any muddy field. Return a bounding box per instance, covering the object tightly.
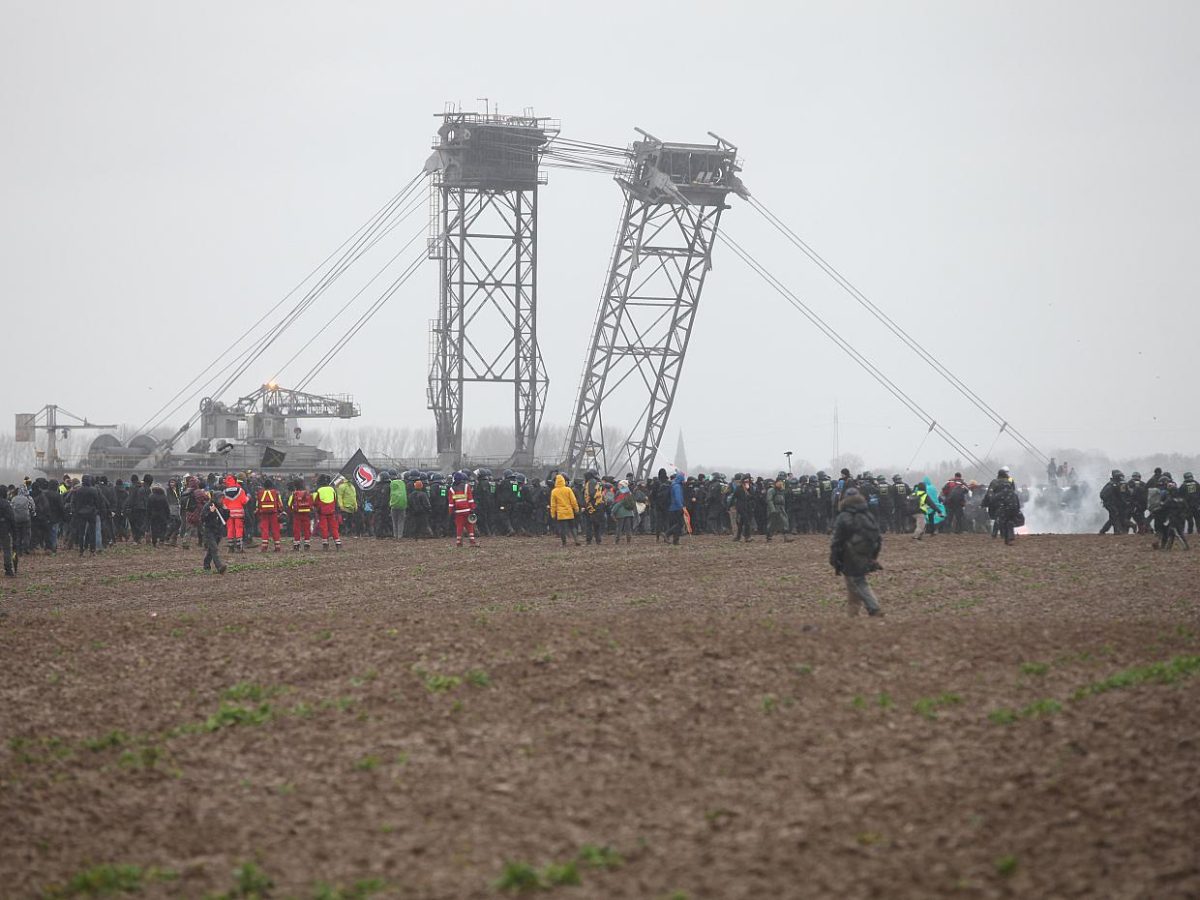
[1,532,1197,899]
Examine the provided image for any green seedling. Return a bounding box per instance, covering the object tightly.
[577,844,622,870]
[912,693,962,720]
[493,861,542,893]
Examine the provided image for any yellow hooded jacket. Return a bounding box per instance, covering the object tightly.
[549,474,580,521]
[336,480,358,512]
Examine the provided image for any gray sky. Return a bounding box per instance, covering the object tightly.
[3,0,1197,472]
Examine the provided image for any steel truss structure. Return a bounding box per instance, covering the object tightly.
[563,131,748,479]
[426,109,557,470]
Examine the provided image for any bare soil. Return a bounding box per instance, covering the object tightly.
[1,532,1198,899]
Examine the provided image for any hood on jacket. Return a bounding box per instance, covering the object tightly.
[554,474,567,488]
[839,489,868,512]
[673,472,685,485]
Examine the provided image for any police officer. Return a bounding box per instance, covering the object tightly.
[874,475,893,534]
[495,469,518,537]
[890,475,912,534]
[1180,472,1199,534]
[1126,472,1149,534]
[1099,469,1131,535]
[815,471,834,533]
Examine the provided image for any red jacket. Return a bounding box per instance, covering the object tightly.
[450,484,475,516]
[257,488,282,514]
[222,484,248,519]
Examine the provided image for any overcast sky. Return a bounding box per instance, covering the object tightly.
[3,1,1197,472]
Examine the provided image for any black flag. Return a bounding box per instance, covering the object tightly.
[261,446,287,469]
[340,448,378,491]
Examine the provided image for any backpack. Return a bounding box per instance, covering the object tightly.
[185,489,209,526]
[845,512,881,567]
[1147,489,1164,514]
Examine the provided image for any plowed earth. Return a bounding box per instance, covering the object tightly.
[1,533,1198,899]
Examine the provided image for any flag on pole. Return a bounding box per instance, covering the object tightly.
[340,449,378,491]
[260,446,287,469]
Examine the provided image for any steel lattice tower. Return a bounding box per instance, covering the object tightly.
[426,109,557,470]
[563,131,748,479]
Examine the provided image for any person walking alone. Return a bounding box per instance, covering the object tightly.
[829,487,885,618]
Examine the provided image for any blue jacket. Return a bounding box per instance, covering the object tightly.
[668,473,686,512]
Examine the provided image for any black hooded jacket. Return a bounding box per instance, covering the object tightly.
[829,492,882,577]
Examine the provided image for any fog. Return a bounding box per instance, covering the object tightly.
[3,1,1198,476]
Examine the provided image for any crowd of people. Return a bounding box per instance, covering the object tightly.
[1097,468,1196,549]
[0,460,1192,580]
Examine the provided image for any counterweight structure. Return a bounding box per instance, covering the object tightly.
[563,131,748,479]
[425,110,557,470]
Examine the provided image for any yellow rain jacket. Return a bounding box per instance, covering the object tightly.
[336,480,358,512]
[549,474,580,521]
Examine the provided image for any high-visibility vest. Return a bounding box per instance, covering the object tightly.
[450,487,474,515]
[257,489,281,512]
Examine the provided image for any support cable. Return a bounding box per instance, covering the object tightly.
[271,221,427,383]
[134,172,424,438]
[295,248,429,391]
[748,197,1049,466]
[149,173,428,443]
[719,231,986,470]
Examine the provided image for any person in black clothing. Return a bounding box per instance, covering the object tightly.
[651,469,670,542]
[96,476,117,547]
[1098,470,1131,535]
[1178,472,1198,535]
[990,480,1023,546]
[147,484,171,548]
[732,476,755,542]
[72,475,102,555]
[126,474,148,543]
[200,493,228,574]
[829,487,884,618]
[36,479,64,553]
[408,480,433,538]
[0,490,17,576]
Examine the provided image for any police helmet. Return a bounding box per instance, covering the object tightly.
[502,468,514,479]
[892,474,903,483]
[1131,472,1141,480]
[475,467,493,478]
[1185,472,1194,480]
[514,473,527,485]
[452,470,469,483]
[816,471,827,480]
[1111,469,1123,479]
[430,473,444,483]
